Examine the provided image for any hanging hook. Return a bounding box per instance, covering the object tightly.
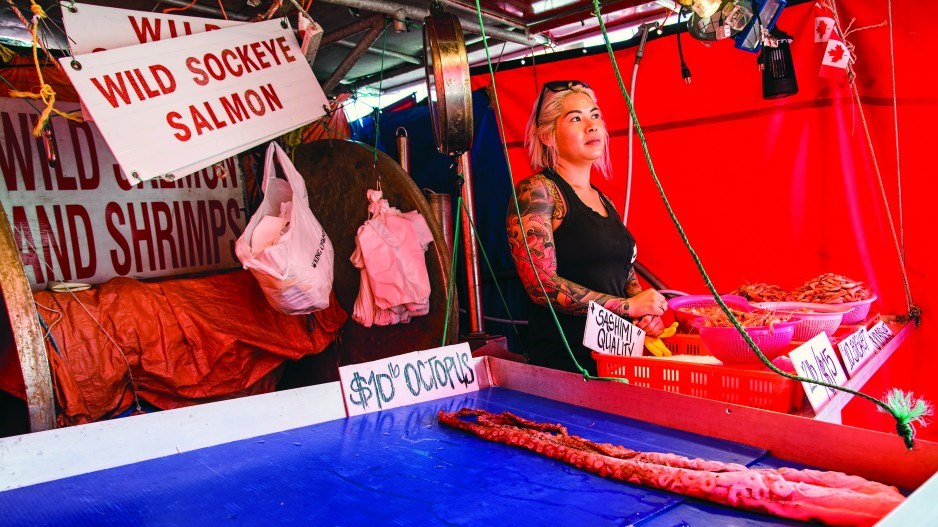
[41,122,56,168]
[212,162,228,180]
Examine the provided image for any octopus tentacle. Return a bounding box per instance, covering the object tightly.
[438,409,903,527]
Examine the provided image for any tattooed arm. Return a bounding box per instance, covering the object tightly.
[625,268,642,298]
[506,175,635,318]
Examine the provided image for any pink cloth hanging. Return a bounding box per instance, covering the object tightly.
[351,189,433,327]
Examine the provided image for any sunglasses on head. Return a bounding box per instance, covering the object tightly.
[534,80,591,125]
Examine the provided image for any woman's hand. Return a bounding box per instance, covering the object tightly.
[626,289,667,318]
[636,315,665,337]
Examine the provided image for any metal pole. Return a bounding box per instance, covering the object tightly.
[320,14,385,46]
[427,192,454,255]
[321,16,385,94]
[396,127,411,173]
[457,152,484,335]
[333,40,422,64]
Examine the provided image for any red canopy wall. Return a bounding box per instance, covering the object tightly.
[472,2,937,439]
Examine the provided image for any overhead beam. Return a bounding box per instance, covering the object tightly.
[333,40,422,65]
[441,0,526,29]
[159,0,252,21]
[320,14,385,46]
[316,0,551,47]
[322,15,386,94]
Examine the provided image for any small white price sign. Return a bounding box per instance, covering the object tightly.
[866,321,894,351]
[790,333,848,412]
[583,301,645,357]
[837,328,874,378]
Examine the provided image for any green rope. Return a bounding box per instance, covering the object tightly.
[455,193,529,360]
[588,0,921,448]
[470,0,624,384]
[442,194,464,347]
[371,20,391,170]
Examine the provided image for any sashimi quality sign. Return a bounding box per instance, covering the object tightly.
[59,19,327,182]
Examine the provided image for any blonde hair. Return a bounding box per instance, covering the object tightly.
[524,83,613,179]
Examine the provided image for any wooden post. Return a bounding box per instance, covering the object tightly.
[0,205,55,432]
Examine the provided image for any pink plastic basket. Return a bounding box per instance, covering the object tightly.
[668,294,752,333]
[837,295,877,325]
[698,321,798,364]
[752,301,848,341]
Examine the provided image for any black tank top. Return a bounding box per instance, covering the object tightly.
[526,168,635,374]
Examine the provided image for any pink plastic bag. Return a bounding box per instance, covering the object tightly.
[235,142,334,314]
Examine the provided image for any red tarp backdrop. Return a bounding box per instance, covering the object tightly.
[473,2,936,438]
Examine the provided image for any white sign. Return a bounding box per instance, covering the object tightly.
[584,301,645,357]
[59,19,327,182]
[339,343,484,417]
[837,328,874,378]
[790,333,849,412]
[866,321,894,351]
[62,2,244,55]
[62,3,245,123]
[0,98,244,288]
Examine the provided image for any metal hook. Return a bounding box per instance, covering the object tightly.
[212,162,228,180]
[41,123,56,168]
[70,59,81,70]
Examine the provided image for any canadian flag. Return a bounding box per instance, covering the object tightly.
[814,16,835,43]
[819,38,851,79]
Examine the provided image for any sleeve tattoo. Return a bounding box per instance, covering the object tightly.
[625,268,642,297]
[507,176,630,317]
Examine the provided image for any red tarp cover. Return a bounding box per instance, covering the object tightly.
[25,270,343,426]
[471,2,936,439]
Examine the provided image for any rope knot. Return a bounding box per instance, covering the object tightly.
[39,83,55,101]
[30,2,46,19]
[896,421,914,450]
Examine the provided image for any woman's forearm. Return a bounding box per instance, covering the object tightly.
[517,262,631,317]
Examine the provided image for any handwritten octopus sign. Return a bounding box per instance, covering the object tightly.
[789,333,848,412]
[837,328,874,378]
[339,344,486,417]
[59,19,327,182]
[584,301,645,357]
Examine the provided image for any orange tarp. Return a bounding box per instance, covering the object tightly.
[28,270,344,426]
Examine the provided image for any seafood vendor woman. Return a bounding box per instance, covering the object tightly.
[506,80,667,374]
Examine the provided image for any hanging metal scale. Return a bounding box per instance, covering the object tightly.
[423,9,473,155]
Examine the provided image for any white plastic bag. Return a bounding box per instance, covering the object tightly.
[235,142,334,314]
